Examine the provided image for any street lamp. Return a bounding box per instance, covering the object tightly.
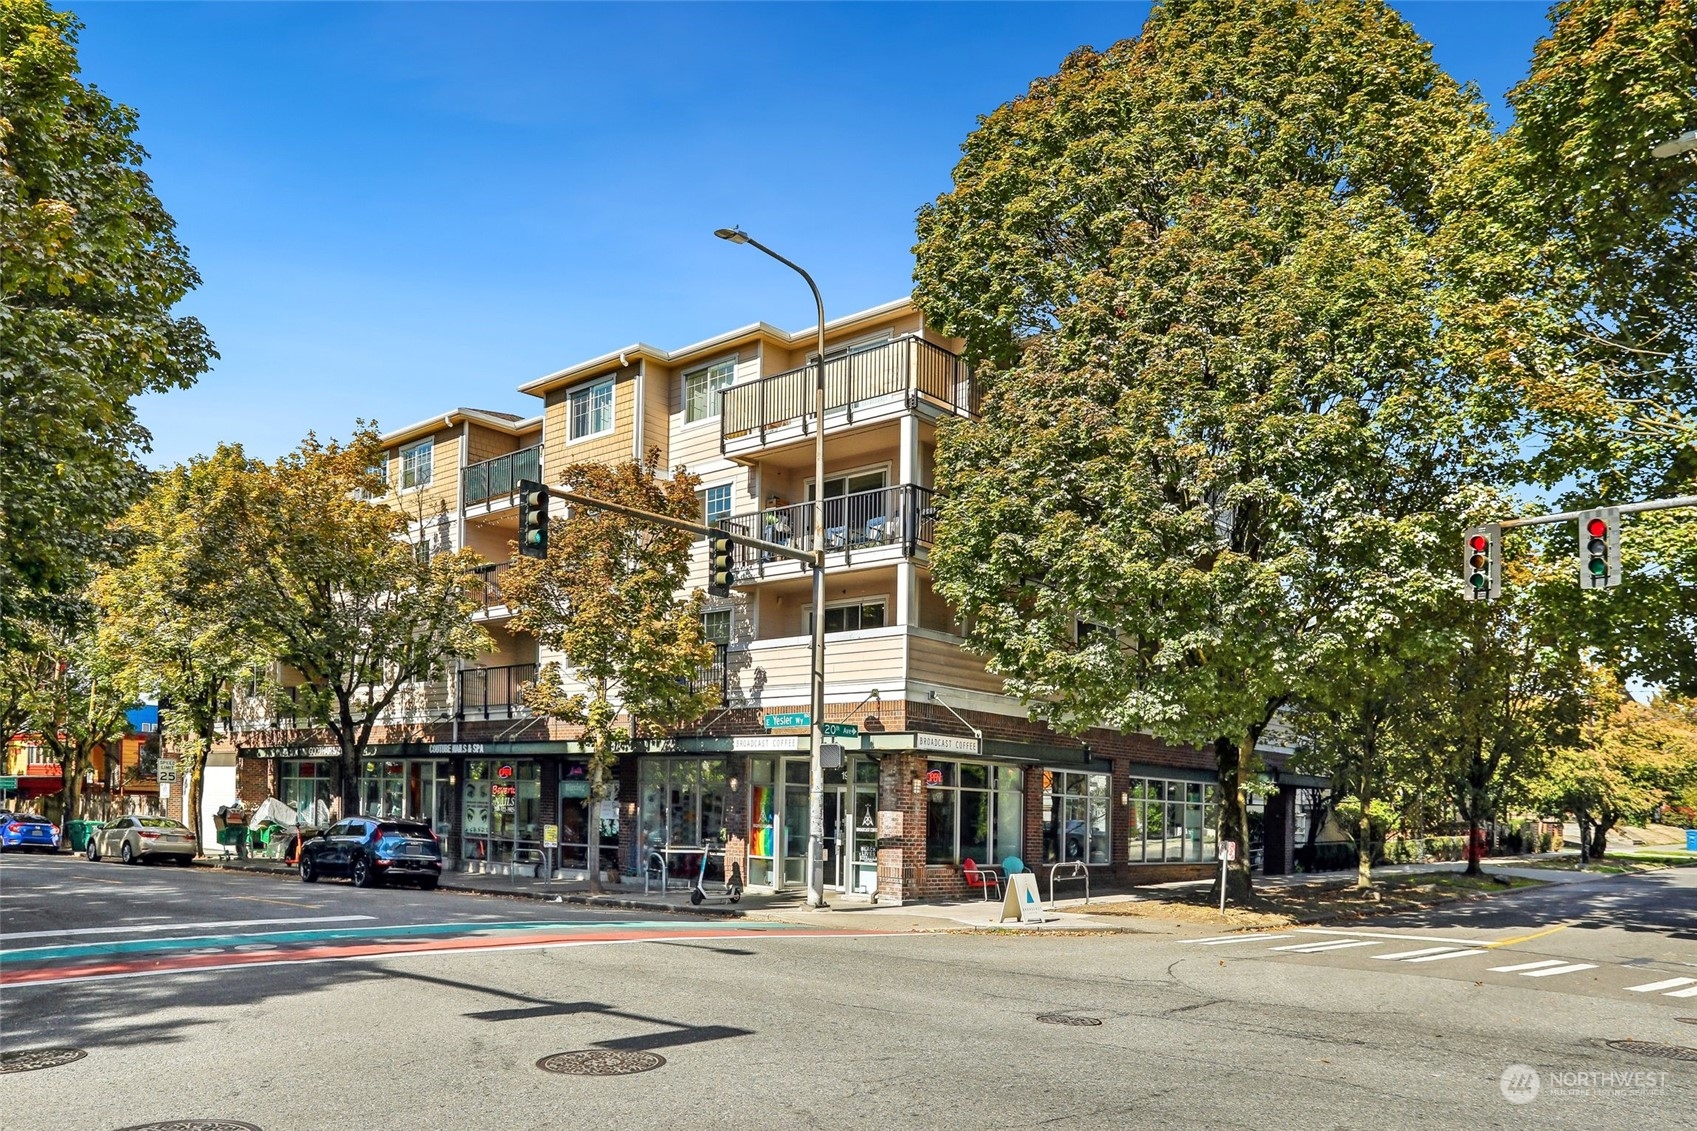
[1651,128,1697,159]
[715,226,830,909]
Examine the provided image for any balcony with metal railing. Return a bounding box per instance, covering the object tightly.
[719,336,975,457]
[462,444,541,510]
[458,663,537,721]
[718,484,938,583]
[469,561,513,621]
[689,643,729,699]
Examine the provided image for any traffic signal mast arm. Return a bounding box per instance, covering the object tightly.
[1492,494,1697,529]
[549,489,816,564]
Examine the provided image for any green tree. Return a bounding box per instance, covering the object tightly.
[92,450,263,852]
[912,0,1534,897]
[1,0,215,645]
[502,452,721,894]
[208,426,491,817]
[1534,676,1697,859]
[19,620,129,827]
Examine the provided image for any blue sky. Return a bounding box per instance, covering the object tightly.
[69,1,1559,467]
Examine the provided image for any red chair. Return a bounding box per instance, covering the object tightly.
[962,857,1002,902]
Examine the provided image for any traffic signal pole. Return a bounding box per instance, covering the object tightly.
[1467,494,1697,597]
[1491,494,1697,531]
[544,489,814,564]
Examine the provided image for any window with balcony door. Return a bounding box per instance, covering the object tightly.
[808,467,890,550]
[569,378,614,441]
[805,597,887,635]
[701,608,732,646]
[684,358,736,423]
[399,440,432,489]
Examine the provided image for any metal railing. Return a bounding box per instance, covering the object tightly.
[689,642,728,698]
[470,561,511,612]
[719,336,976,452]
[719,484,938,571]
[462,445,541,507]
[457,663,537,720]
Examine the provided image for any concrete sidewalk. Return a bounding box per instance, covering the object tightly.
[188,853,1161,935]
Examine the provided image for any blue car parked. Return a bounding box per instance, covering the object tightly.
[0,814,62,853]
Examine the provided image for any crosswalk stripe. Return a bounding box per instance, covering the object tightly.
[1193,934,1293,945]
[1626,977,1697,993]
[1665,985,1697,998]
[1489,960,1569,973]
[1518,962,1597,978]
[1402,948,1488,963]
[1373,947,1461,961]
[1271,940,1380,953]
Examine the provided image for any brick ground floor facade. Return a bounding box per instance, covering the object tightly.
[217,699,1322,902]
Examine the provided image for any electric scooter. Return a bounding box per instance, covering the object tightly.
[689,835,743,906]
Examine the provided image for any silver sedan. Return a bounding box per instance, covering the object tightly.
[87,816,198,865]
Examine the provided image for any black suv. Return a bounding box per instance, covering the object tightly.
[299,817,442,890]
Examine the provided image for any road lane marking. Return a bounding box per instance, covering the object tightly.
[1483,924,1570,949]
[0,914,376,941]
[1489,960,1569,973]
[0,928,889,987]
[1402,949,1487,963]
[1297,928,1481,946]
[1518,962,1597,978]
[1270,940,1380,953]
[1373,947,1462,961]
[1626,977,1697,993]
[1665,985,1697,998]
[1187,934,1293,945]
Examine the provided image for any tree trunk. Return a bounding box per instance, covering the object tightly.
[1463,812,1484,877]
[1356,809,1374,890]
[1577,811,1591,865]
[1212,736,1254,903]
[1588,818,1612,860]
[586,742,606,895]
[187,739,209,858]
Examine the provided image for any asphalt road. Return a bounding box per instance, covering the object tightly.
[2,853,1693,1131]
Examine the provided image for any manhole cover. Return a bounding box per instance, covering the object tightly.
[1603,1039,1697,1062]
[0,1048,87,1074]
[1036,1013,1102,1027]
[536,1050,666,1076]
[111,1123,261,1131]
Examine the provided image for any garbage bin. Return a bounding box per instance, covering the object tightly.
[66,819,102,853]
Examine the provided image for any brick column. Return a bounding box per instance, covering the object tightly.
[1110,758,1132,881]
[723,753,750,891]
[876,752,926,905]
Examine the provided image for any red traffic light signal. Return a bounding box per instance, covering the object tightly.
[1462,525,1501,601]
[1577,508,1620,589]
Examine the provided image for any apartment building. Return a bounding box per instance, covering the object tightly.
[227,297,1320,900]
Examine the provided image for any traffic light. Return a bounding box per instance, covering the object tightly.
[517,479,550,560]
[707,529,735,597]
[1463,524,1501,601]
[1577,507,1621,589]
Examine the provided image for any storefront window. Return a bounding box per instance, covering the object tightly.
[638,757,730,852]
[358,758,449,826]
[278,759,333,827]
[462,759,540,866]
[748,758,776,887]
[1127,777,1216,863]
[1043,769,1109,864]
[925,759,1021,865]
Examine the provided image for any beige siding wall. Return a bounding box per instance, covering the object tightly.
[908,631,1005,696]
[389,429,461,525]
[466,424,519,465]
[917,575,959,633]
[727,631,905,700]
[542,364,638,475]
[751,569,897,639]
[642,362,671,466]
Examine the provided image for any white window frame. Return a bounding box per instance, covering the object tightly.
[701,483,733,532]
[399,439,433,490]
[804,595,889,636]
[806,463,890,502]
[568,377,615,442]
[702,608,732,646]
[684,357,737,424]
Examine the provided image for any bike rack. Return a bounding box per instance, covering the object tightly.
[644,850,669,895]
[1047,861,1091,910]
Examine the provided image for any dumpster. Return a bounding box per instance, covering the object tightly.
[65,819,103,853]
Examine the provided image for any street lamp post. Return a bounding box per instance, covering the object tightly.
[715,226,830,909]
[1651,128,1697,159]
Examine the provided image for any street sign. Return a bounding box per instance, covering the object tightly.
[1221,840,1237,862]
[0,775,16,791]
[763,712,810,729]
[543,824,559,847]
[156,759,178,784]
[820,722,859,738]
